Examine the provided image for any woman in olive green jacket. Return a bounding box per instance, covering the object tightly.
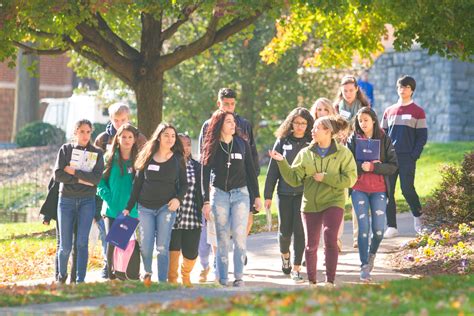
[269,115,357,286]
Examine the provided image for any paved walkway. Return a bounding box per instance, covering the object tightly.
[1,213,417,314]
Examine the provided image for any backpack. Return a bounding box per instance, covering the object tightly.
[113,236,140,281]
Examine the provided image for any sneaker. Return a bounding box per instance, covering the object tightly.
[308,281,317,288]
[233,279,245,287]
[323,281,335,288]
[337,239,343,252]
[199,267,210,283]
[360,264,371,282]
[353,240,358,248]
[57,274,67,284]
[291,271,304,284]
[414,216,423,234]
[101,268,109,279]
[281,254,292,275]
[368,253,376,273]
[384,227,399,239]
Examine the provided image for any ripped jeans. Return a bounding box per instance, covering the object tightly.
[351,190,387,266]
[211,186,249,285]
[138,203,177,282]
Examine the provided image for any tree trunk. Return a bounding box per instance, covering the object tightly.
[11,49,39,142]
[134,70,164,138]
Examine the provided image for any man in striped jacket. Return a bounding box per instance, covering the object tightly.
[382,75,428,238]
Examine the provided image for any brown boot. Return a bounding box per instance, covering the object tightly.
[181,257,197,287]
[168,251,180,284]
[199,267,210,283]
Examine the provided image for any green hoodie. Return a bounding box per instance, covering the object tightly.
[277,140,357,213]
[97,150,138,218]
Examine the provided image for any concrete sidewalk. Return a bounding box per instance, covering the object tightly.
[1,213,417,314]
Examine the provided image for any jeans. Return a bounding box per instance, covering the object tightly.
[198,216,212,269]
[95,217,107,270]
[211,186,249,285]
[302,207,343,283]
[57,196,95,283]
[138,203,177,282]
[386,153,422,228]
[351,190,387,266]
[277,194,305,265]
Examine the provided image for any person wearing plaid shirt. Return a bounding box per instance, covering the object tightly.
[168,134,203,286]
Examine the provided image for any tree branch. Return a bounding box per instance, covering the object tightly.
[75,22,134,84]
[95,13,140,60]
[159,12,261,72]
[13,41,68,55]
[161,3,200,42]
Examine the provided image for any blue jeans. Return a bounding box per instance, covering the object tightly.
[138,204,177,282]
[198,216,212,269]
[351,190,387,266]
[57,196,95,283]
[95,218,108,270]
[211,186,249,285]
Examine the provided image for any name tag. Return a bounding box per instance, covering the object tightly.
[282,144,293,151]
[127,167,133,174]
[147,164,160,171]
[402,114,412,120]
[231,153,243,160]
[340,109,351,120]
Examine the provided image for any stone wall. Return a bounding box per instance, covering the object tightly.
[369,49,474,142]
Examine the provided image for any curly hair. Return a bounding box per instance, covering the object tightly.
[274,107,314,139]
[201,110,239,166]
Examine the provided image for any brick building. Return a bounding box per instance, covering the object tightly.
[0,54,74,143]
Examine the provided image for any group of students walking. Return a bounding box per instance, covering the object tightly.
[42,73,427,287]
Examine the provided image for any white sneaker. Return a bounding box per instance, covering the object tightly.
[384,227,399,238]
[414,216,423,234]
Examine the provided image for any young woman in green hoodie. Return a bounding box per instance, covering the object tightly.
[269,115,357,287]
[97,123,140,279]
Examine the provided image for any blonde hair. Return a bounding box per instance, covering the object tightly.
[108,102,130,118]
[314,115,349,137]
[310,98,336,119]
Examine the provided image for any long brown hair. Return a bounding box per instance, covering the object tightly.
[134,123,184,171]
[335,75,370,107]
[275,107,314,139]
[201,110,237,166]
[103,124,139,180]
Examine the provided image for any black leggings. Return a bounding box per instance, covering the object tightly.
[169,228,201,260]
[104,216,115,276]
[278,194,305,265]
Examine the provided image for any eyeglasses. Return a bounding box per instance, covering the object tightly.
[292,121,308,127]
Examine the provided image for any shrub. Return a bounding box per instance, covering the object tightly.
[15,121,65,147]
[92,122,107,141]
[423,151,474,227]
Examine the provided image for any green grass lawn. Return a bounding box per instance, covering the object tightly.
[101,274,472,315]
[253,141,473,232]
[0,222,53,240]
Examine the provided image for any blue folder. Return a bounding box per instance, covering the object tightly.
[105,214,139,250]
[355,138,381,161]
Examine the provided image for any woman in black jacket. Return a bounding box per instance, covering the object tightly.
[347,107,398,282]
[264,107,314,283]
[168,134,204,287]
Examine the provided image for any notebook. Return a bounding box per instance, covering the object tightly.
[355,138,381,161]
[105,214,139,250]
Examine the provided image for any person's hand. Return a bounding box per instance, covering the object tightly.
[168,198,180,212]
[264,199,272,210]
[202,203,211,221]
[361,162,372,172]
[253,197,262,212]
[64,166,76,175]
[122,209,130,216]
[268,150,284,161]
[78,179,94,186]
[313,172,325,182]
